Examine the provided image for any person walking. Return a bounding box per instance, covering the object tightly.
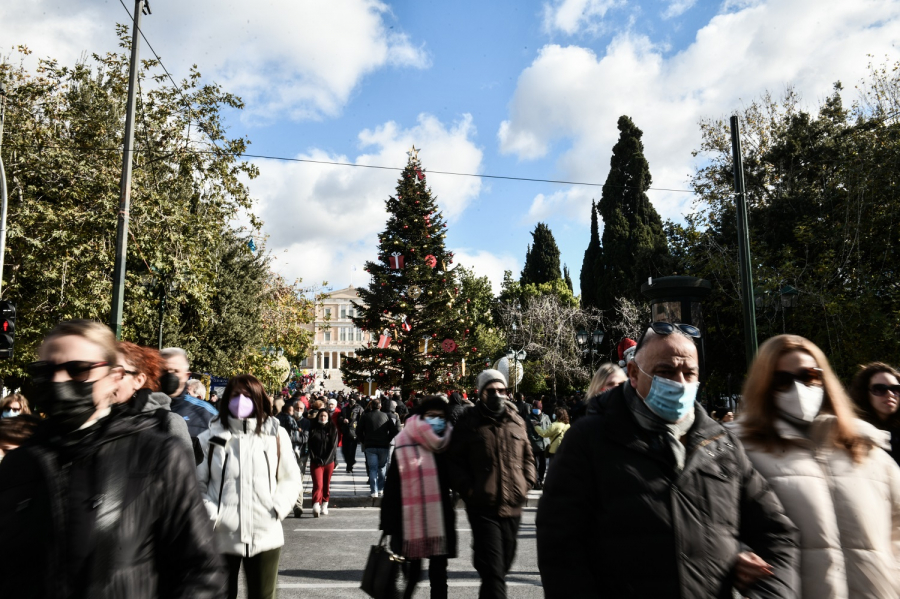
[525,400,551,489]
[734,335,900,598]
[340,395,364,473]
[276,402,306,517]
[536,323,799,598]
[383,395,402,472]
[359,398,400,498]
[161,347,217,445]
[380,396,457,599]
[308,406,339,517]
[0,319,225,599]
[448,369,536,599]
[197,374,301,599]
[533,407,570,475]
[849,361,900,465]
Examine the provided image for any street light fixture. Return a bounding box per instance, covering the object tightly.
[576,329,605,370]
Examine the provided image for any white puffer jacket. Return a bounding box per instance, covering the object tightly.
[734,415,900,599]
[197,416,301,557]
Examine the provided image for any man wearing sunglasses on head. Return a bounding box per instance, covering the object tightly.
[537,322,799,598]
[0,320,225,599]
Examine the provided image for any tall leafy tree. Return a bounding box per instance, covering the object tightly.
[596,116,670,313]
[520,222,562,286]
[343,150,485,398]
[580,200,601,309]
[563,265,573,293]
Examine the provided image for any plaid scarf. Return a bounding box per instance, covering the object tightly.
[394,415,452,559]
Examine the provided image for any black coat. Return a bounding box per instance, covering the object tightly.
[536,384,799,599]
[0,411,225,599]
[308,422,339,466]
[379,450,457,558]
[357,410,399,449]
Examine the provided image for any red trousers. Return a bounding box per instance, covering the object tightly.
[310,461,335,504]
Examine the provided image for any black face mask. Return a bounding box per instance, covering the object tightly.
[160,372,181,396]
[33,380,97,435]
[484,391,506,413]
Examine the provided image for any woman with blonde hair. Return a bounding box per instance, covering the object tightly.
[734,334,900,597]
[585,363,627,399]
[0,393,30,418]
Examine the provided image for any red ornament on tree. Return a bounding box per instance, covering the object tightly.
[425,255,437,268]
[442,339,458,352]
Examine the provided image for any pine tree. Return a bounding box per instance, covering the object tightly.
[580,200,601,309]
[596,116,670,312]
[520,222,562,286]
[342,148,479,399]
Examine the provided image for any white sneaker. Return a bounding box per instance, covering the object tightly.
[312,502,321,518]
[321,502,329,516]
[371,492,379,498]
[378,491,383,497]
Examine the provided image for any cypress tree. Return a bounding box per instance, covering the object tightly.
[596,116,670,312]
[580,200,601,309]
[520,222,562,286]
[563,265,574,293]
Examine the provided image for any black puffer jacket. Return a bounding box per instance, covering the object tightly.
[358,409,399,449]
[0,411,225,599]
[536,383,799,598]
[308,421,339,466]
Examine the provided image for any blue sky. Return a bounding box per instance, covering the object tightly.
[3,0,899,294]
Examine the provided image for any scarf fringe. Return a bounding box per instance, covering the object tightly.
[402,536,448,560]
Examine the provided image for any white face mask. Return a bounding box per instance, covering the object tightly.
[774,381,824,423]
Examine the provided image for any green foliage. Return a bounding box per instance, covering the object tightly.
[673,62,900,391]
[499,271,577,308]
[594,116,671,313]
[455,265,505,387]
[520,222,562,286]
[342,153,483,398]
[563,264,573,294]
[580,200,601,310]
[0,32,313,388]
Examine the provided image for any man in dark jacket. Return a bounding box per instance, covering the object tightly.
[537,326,799,598]
[340,395,365,474]
[358,399,399,498]
[449,369,537,599]
[0,356,225,598]
[161,347,217,440]
[525,400,550,489]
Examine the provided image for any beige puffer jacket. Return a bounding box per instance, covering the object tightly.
[734,415,900,599]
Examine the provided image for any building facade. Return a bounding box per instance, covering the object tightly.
[301,285,371,373]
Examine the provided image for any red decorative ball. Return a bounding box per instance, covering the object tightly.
[432,333,438,338]
[396,358,401,363]
[403,225,408,229]
[415,201,419,204]
[390,323,395,328]
[471,347,478,352]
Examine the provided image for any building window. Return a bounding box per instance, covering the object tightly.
[356,328,362,341]
[324,308,332,318]
[340,306,347,319]
[348,307,355,318]
[340,328,347,342]
[324,331,331,341]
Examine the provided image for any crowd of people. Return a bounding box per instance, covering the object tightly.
[1,318,899,599]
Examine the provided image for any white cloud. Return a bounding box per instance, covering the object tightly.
[0,0,428,123]
[452,249,520,295]
[251,114,483,288]
[542,0,625,35]
[663,0,697,19]
[501,0,900,224]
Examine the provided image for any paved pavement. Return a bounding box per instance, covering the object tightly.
[236,443,545,598]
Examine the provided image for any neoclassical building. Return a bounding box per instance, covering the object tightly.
[301,285,371,372]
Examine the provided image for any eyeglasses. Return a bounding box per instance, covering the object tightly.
[28,360,117,383]
[771,368,824,391]
[485,388,508,394]
[119,367,140,377]
[870,384,900,397]
[648,322,701,339]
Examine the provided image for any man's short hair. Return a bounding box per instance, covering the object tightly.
[634,326,697,357]
[160,347,190,367]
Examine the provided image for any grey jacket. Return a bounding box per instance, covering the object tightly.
[136,390,193,452]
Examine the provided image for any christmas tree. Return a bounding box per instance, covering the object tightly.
[342,147,481,399]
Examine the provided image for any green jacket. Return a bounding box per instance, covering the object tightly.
[534,421,570,454]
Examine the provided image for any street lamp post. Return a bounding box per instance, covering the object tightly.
[366,376,374,397]
[576,329,605,371]
[504,349,527,395]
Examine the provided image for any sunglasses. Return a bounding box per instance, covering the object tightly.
[870,384,900,397]
[771,368,824,391]
[28,360,116,384]
[649,322,702,339]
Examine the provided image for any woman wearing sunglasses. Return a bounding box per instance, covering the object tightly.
[735,334,900,598]
[849,362,900,465]
[0,319,225,598]
[197,374,301,599]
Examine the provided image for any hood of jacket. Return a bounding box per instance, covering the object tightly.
[141,391,173,412]
[208,414,280,440]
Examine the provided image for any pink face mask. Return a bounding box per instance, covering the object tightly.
[228,394,255,419]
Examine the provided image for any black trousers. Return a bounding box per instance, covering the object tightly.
[404,555,449,599]
[466,509,521,599]
[533,450,546,484]
[342,436,358,469]
[224,547,281,599]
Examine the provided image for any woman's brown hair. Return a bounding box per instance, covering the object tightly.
[217,374,273,434]
[741,335,865,461]
[848,362,900,430]
[117,341,164,392]
[555,407,570,425]
[0,393,31,415]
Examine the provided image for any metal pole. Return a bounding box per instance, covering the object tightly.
[109,0,145,339]
[157,286,165,350]
[729,116,758,367]
[0,86,8,297]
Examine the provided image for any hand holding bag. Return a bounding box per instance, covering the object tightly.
[361,533,406,599]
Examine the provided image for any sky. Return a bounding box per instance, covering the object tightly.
[2,0,899,295]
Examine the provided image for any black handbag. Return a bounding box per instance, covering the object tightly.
[361,533,406,599]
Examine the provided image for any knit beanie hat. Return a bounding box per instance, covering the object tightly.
[476,369,508,394]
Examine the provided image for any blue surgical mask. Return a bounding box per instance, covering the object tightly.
[636,364,698,422]
[532,409,540,415]
[2,409,20,418]
[424,416,446,435]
